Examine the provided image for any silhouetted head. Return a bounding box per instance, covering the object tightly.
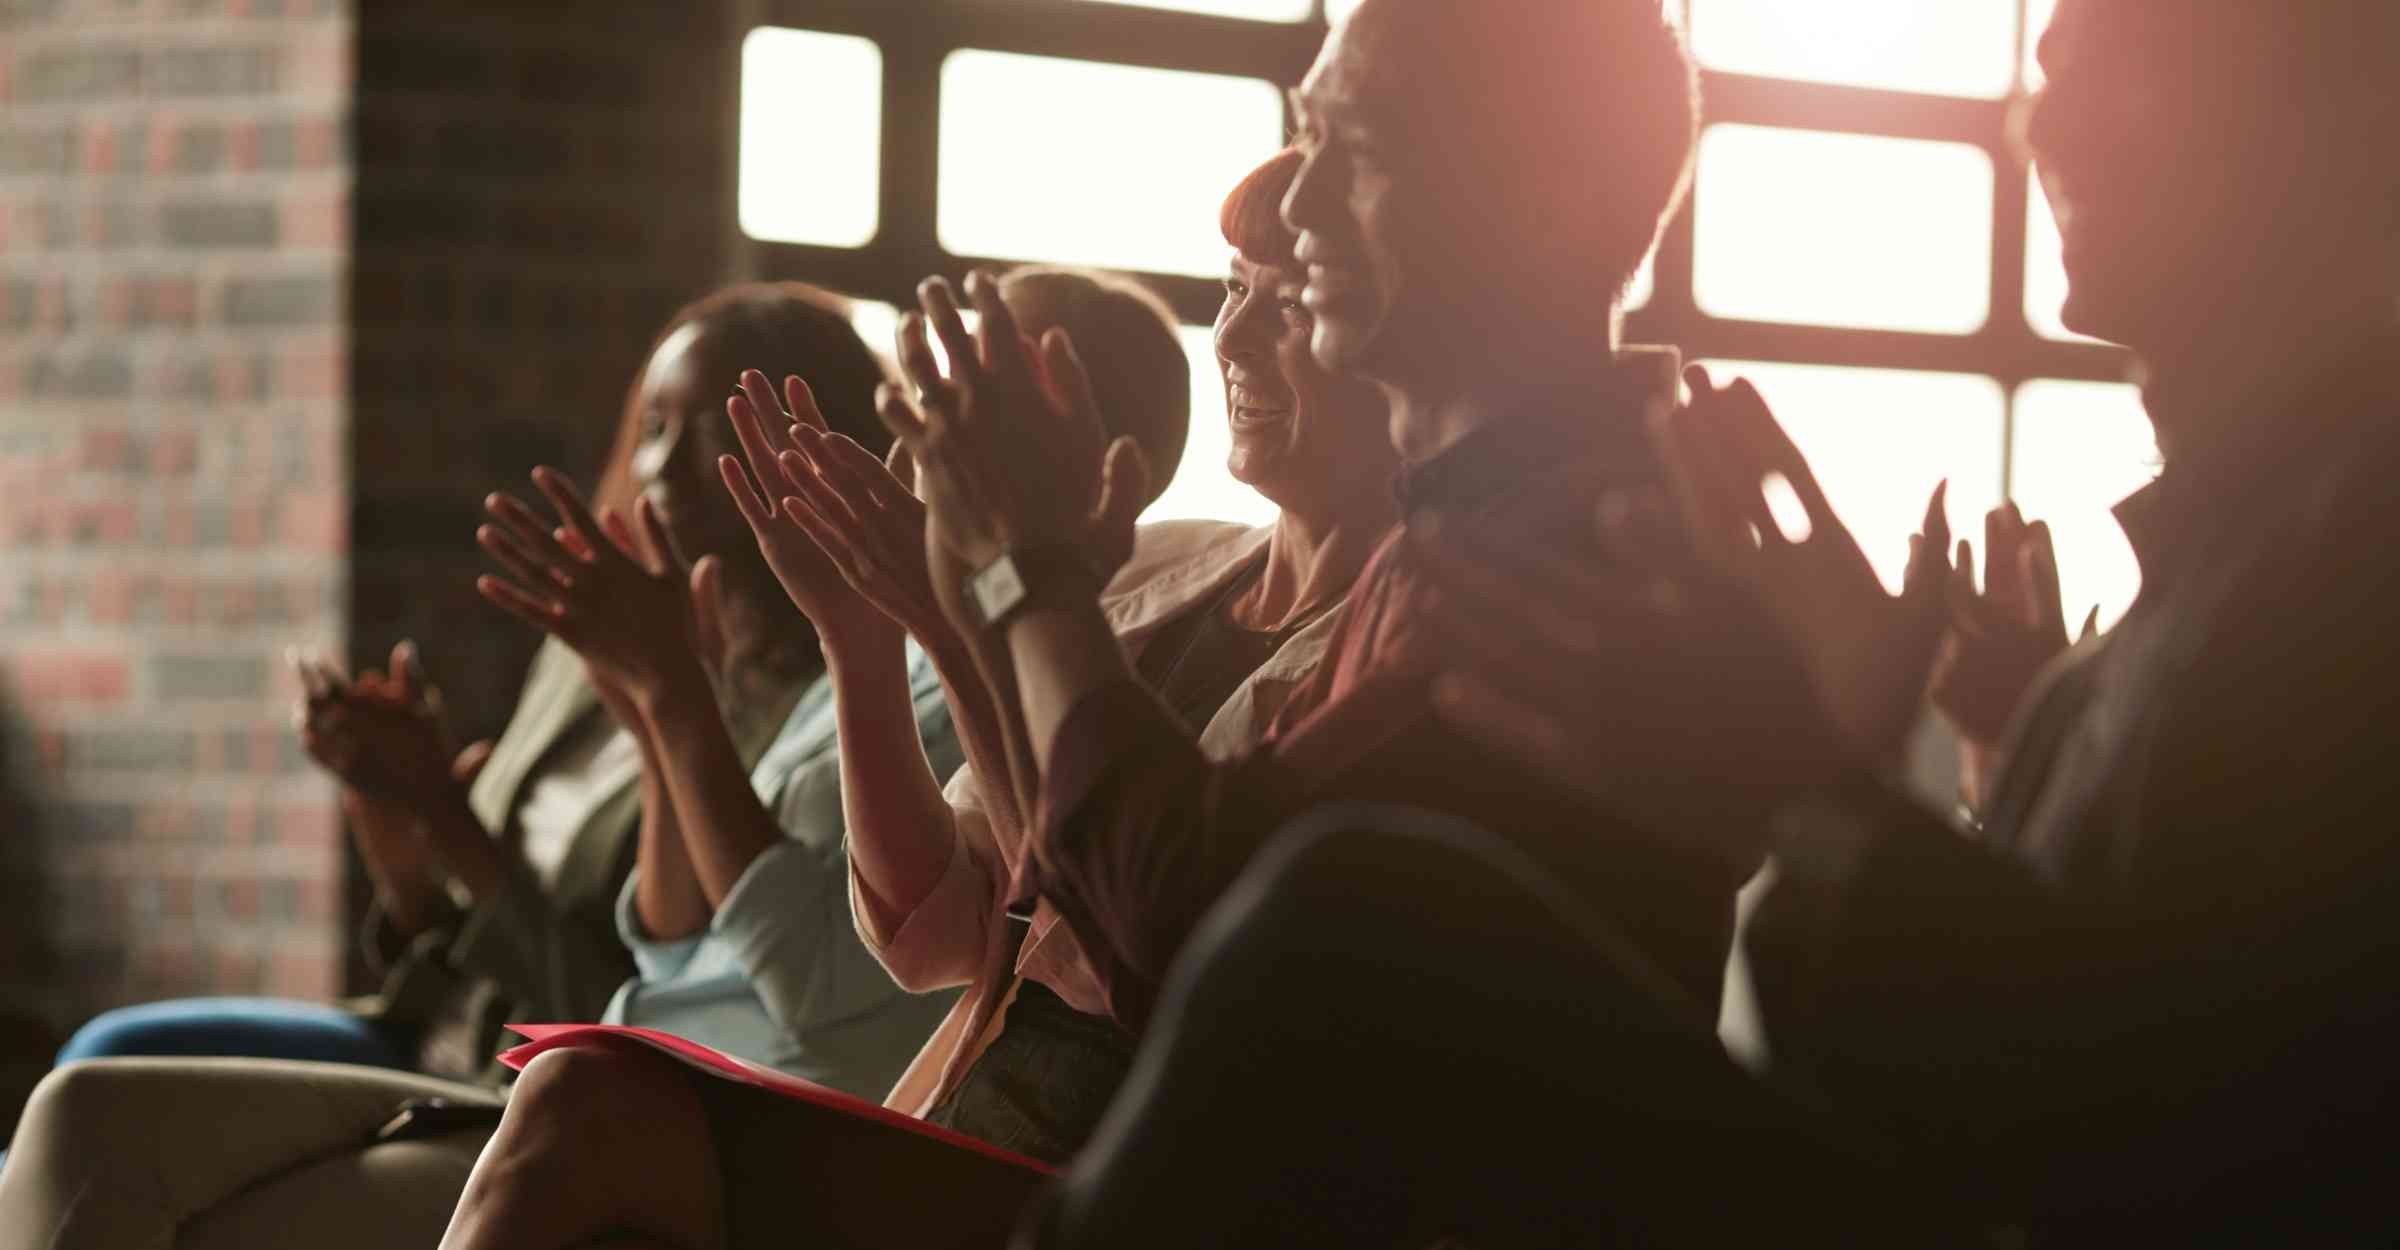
[1215,147,1398,521]
[2024,1,2400,354]
[1283,0,1697,389]
[597,282,891,570]
[998,266,1191,503]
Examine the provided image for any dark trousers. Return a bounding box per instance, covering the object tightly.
[1022,804,1966,1249]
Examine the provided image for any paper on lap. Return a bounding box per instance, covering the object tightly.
[500,1023,1056,1175]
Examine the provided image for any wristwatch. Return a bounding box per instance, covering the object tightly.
[963,545,1098,630]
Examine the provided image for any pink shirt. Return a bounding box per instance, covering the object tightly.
[851,519,1348,1116]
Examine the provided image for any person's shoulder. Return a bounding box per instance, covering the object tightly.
[1104,519,1269,597]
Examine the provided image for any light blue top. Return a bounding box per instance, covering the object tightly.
[603,645,964,1100]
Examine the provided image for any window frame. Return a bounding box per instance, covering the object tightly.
[730,0,2135,496]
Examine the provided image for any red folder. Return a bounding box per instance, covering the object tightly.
[500,1023,1056,1175]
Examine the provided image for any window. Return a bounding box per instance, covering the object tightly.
[2010,381,2156,630]
[1701,360,2007,592]
[938,51,1285,277]
[1695,125,1995,334]
[1691,0,2019,99]
[734,0,2139,629]
[739,28,883,248]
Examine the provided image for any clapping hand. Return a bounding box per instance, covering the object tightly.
[1931,503,2089,805]
[872,273,1150,627]
[291,641,467,802]
[722,370,905,657]
[475,468,721,709]
[1660,366,1953,760]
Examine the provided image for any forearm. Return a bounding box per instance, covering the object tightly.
[632,667,783,909]
[927,631,1030,848]
[1003,596,1140,780]
[826,629,969,929]
[344,790,440,937]
[627,721,711,941]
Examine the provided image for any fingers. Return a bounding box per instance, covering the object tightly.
[485,493,578,576]
[917,278,980,387]
[874,381,932,447]
[1718,378,1838,532]
[780,446,866,535]
[725,387,789,521]
[962,269,1027,383]
[783,375,828,440]
[451,739,496,784]
[529,467,604,549]
[475,573,566,632]
[477,519,570,597]
[896,311,950,404]
[633,496,682,575]
[720,449,775,531]
[2077,605,2101,643]
[2022,519,2065,636]
[885,440,920,493]
[390,640,423,704]
[1903,480,1953,598]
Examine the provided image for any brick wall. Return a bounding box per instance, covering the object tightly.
[0,0,355,1020]
[0,0,733,1022]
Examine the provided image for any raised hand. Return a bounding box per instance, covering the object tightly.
[721,369,898,657]
[1660,366,1953,760]
[291,641,458,802]
[872,273,1150,612]
[1931,503,2087,805]
[475,467,714,706]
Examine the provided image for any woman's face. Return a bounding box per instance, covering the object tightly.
[1213,252,1395,518]
[626,321,748,564]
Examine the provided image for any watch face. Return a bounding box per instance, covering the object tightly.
[971,553,1027,624]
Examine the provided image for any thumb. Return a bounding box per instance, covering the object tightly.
[885,440,920,495]
[451,738,496,784]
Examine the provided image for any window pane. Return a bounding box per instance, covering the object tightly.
[1699,360,2006,592]
[740,28,882,248]
[2011,380,2157,631]
[940,52,1285,277]
[1695,125,1994,334]
[1081,0,1311,20]
[1692,0,2018,99]
[1145,326,1282,526]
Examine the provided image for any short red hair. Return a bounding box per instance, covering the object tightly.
[1219,147,1304,271]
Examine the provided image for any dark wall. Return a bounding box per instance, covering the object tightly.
[350,0,736,749]
[347,2,736,986]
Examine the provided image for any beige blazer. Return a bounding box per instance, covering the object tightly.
[366,637,805,1080]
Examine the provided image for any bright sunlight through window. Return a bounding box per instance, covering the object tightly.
[1699,359,2006,593]
[939,51,1285,277]
[2011,380,2157,631]
[739,28,882,248]
[1691,0,2019,99]
[1695,125,1995,335]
